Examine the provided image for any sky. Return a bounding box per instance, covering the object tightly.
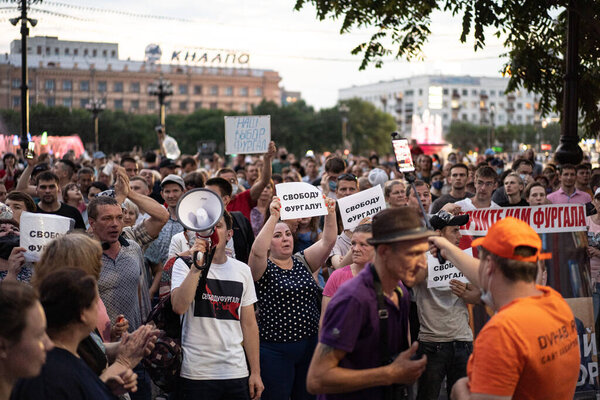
[0,0,509,109]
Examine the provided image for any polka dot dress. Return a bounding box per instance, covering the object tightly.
[256,252,321,342]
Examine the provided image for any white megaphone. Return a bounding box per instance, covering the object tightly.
[176,188,225,238]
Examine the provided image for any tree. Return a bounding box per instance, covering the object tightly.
[294,0,600,136]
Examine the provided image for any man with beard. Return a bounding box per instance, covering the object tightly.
[35,171,85,229]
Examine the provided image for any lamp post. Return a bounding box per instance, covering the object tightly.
[85,98,105,151]
[339,103,350,151]
[9,0,39,154]
[489,104,496,149]
[148,76,173,128]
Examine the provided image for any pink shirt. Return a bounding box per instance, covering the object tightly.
[97,298,112,342]
[323,265,355,297]
[547,187,592,205]
[586,216,600,284]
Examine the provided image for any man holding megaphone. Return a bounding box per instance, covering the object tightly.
[170,210,263,400]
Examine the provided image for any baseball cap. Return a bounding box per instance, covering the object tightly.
[161,174,185,190]
[429,210,469,231]
[471,217,551,262]
[368,168,389,188]
[93,151,106,159]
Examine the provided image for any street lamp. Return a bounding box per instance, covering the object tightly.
[148,76,173,128]
[489,104,496,149]
[339,104,350,151]
[10,0,40,154]
[85,98,106,151]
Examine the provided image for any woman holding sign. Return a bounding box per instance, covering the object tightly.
[249,195,337,400]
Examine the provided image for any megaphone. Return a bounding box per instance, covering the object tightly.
[176,188,224,239]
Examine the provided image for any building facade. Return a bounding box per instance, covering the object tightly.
[339,75,545,138]
[0,36,281,114]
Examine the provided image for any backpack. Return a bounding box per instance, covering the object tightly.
[142,256,193,392]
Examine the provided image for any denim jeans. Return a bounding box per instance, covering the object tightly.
[177,377,250,400]
[416,341,473,400]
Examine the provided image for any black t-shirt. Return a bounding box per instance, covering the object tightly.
[11,347,117,400]
[498,198,529,207]
[36,202,86,230]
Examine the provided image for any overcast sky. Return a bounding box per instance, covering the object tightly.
[0,0,508,109]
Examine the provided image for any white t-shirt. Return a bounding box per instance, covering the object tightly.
[454,197,500,212]
[169,231,235,260]
[171,257,257,380]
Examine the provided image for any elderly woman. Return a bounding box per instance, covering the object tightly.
[248,196,337,400]
[121,199,140,228]
[11,269,137,400]
[0,282,53,400]
[384,179,407,208]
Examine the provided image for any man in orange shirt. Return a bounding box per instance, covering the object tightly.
[430,217,580,400]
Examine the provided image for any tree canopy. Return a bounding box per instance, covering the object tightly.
[294,0,600,136]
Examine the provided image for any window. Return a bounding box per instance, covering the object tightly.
[405,90,414,96]
[210,86,218,96]
[178,84,188,95]
[490,90,496,96]
[130,82,140,93]
[147,100,156,110]
[46,47,50,55]
[102,50,107,57]
[62,80,72,91]
[80,99,89,108]
[80,80,89,91]
[179,101,188,111]
[114,99,123,110]
[471,89,478,96]
[92,49,97,57]
[46,97,56,107]
[111,50,116,58]
[65,48,70,55]
[98,81,107,92]
[462,89,468,96]
[517,115,523,123]
[44,80,55,91]
[210,102,218,110]
[113,82,123,92]
[84,49,88,56]
[74,49,78,56]
[194,85,202,95]
[254,87,263,97]
[165,101,171,110]
[12,96,20,107]
[461,114,468,121]
[240,87,249,97]
[194,101,203,110]
[443,89,449,95]
[37,46,42,55]
[11,78,20,89]
[131,100,139,110]
[225,86,233,96]
[418,89,423,95]
[63,97,72,108]
[517,103,523,110]
[54,48,59,55]
[240,103,249,113]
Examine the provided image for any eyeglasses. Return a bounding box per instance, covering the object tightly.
[337,173,358,181]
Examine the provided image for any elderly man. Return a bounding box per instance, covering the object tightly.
[307,207,429,399]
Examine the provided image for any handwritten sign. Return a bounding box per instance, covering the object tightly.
[20,211,74,262]
[276,182,327,220]
[459,204,586,235]
[337,185,386,231]
[427,248,472,288]
[224,115,270,155]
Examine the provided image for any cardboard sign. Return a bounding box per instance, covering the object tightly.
[427,248,472,288]
[337,185,386,231]
[276,182,327,220]
[20,211,74,262]
[224,115,270,155]
[459,204,586,235]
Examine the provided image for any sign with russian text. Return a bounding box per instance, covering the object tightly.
[427,248,472,288]
[337,185,386,231]
[20,211,74,262]
[459,204,586,236]
[276,182,327,220]
[224,115,270,155]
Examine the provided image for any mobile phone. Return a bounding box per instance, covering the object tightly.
[25,141,35,159]
[391,138,415,173]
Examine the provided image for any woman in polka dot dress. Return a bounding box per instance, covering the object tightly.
[249,195,337,400]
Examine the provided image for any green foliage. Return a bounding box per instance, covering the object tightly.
[294,0,600,137]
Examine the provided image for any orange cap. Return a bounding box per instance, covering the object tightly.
[471,217,552,262]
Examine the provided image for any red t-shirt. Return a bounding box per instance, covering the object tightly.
[226,189,255,220]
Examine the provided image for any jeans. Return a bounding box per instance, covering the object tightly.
[416,341,473,400]
[260,335,317,400]
[130,364,152,400]
[177,377,250,400]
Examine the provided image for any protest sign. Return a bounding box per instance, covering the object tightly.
[459,204,586,236]
[224,115,270,155]
[20,211,74,262]
[276,182,327,220]
[427,248,471,288]
[337,185,386,231]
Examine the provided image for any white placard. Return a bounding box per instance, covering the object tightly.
[20,211,74,262]
[276,182,327,220]
[224,115,271,155]
[337,185,386,231]
[427,248,472,288]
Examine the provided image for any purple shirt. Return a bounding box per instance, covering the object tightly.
[547,187,592,205]
[319,264,410,400]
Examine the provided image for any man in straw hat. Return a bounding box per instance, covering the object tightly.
[429,217,580,399]
[307,207,431,399]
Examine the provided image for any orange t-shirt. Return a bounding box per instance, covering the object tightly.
[467,285,580,399]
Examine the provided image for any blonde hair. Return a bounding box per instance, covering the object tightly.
[33,233,103,289]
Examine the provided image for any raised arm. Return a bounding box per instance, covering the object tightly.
[429,236,481,287]
[304,198,337,272]
[249,141,276,201]
[248,196,280,281]
[15,153,39,196]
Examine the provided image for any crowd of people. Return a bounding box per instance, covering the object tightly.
[0,128,588,399]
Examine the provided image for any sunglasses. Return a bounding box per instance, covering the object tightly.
[337,173,358,181]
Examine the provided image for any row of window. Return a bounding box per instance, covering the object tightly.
[370,88,529,103]
[11,78,264,97]
[32,45,118,59]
